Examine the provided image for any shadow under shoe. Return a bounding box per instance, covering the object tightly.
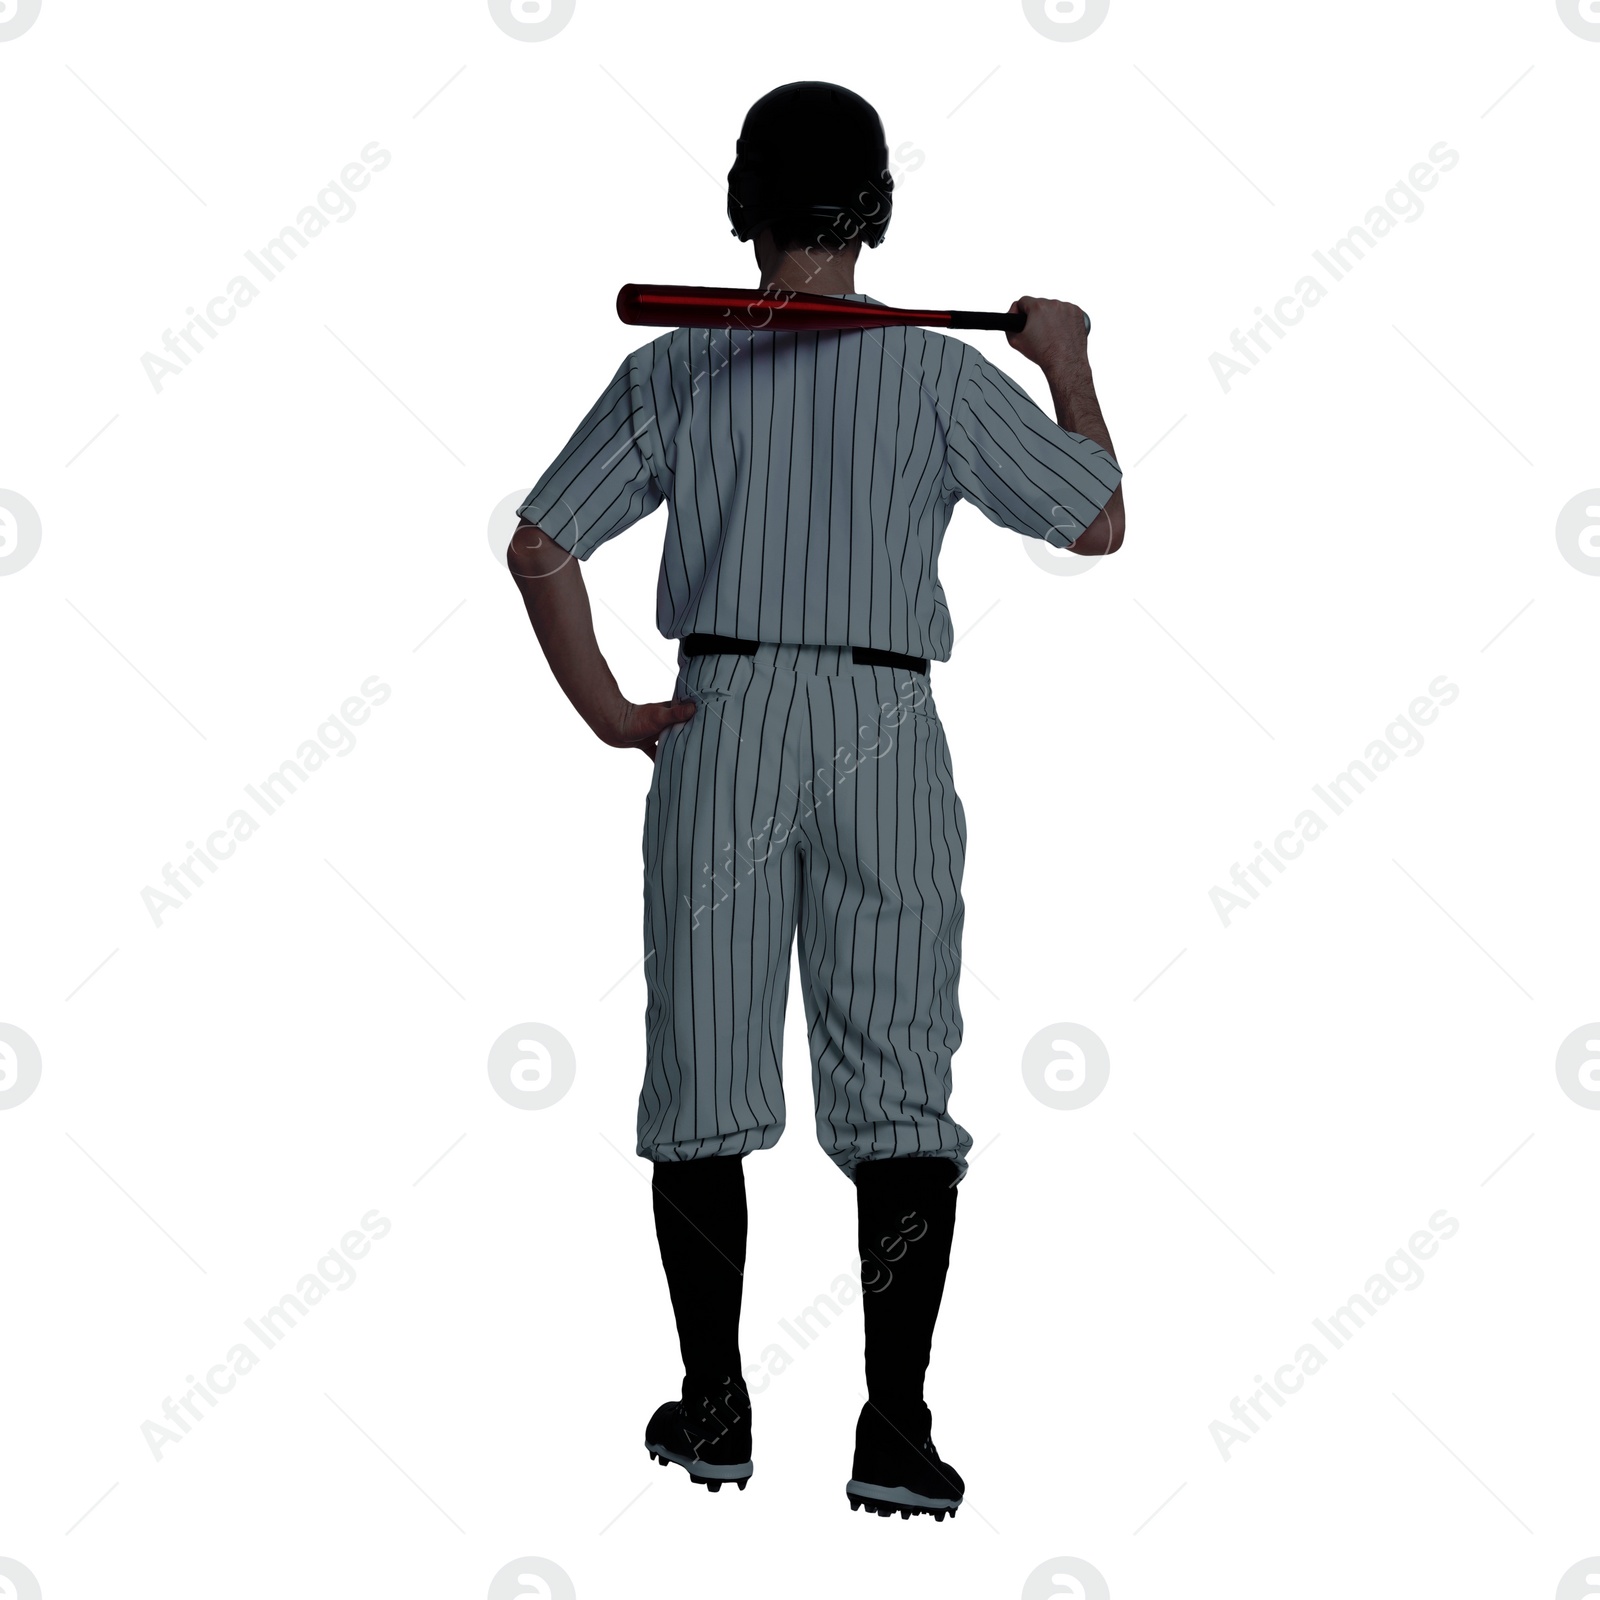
[645,1377,753,1492]
[846,1399,963,1520]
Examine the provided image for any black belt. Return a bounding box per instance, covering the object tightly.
[682,633,928,676]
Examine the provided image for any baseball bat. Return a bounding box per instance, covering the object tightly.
[617,283,1089,337]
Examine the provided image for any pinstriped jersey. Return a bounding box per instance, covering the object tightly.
[517,293,1121,662]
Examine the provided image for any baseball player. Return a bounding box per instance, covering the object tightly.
[507,81,1125,1520]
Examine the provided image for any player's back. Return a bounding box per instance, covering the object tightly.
[518,296,1121,663]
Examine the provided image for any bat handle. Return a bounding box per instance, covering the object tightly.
[949,309,1092,335]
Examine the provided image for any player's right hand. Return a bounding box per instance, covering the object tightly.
[1006,295,1089,371]
[603,695,698,762]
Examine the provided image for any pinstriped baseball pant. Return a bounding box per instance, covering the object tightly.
[638,641,973,1181]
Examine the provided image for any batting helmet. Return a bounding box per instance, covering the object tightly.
[727,81,894,249]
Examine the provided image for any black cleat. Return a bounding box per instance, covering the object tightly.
[644,1380,752,1492]
[846,1401,962,1521]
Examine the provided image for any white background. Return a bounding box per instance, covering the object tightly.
[2,2,1597,1597]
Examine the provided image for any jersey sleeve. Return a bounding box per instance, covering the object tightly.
[516,353,663,558]
[942,344,1121,549]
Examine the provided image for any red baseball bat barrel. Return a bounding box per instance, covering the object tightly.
[616,283,1088,337]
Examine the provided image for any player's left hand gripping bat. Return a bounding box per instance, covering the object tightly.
[617,283,1090,337]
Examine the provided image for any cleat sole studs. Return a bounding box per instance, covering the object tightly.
[845,1490,960,1521]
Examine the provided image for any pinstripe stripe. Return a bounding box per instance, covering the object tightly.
[517,296,1122,664]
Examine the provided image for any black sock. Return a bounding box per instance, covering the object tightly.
[652,1154,748,1403]
[856,1155,960,1426]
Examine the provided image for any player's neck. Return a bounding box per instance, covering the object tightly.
[757,249,858,299]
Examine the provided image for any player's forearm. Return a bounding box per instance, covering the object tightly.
[1039,352,1116,462]
[1038,353,1126,554]
[507,523,628,737]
